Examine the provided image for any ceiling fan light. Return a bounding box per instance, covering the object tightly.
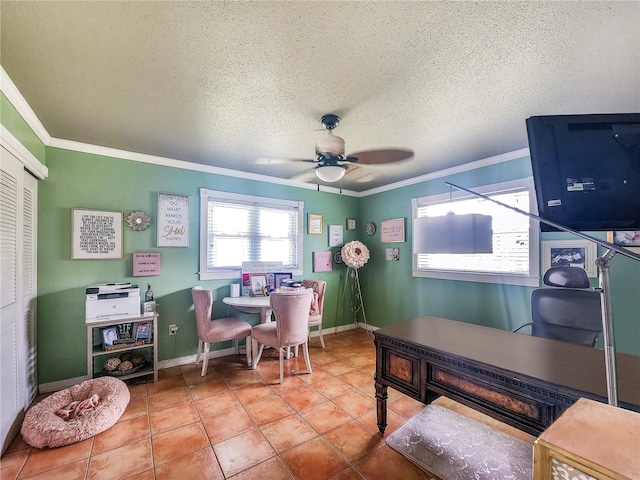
[315,165,346,183]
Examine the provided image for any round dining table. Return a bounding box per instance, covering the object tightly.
[222,295,273,323]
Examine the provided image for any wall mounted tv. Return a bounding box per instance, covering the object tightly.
[526,113,640,232]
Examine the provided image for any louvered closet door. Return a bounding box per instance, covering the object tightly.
[0,145,37,453]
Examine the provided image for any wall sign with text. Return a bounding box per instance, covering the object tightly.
[72,208,123,259]
[157,193,189,247]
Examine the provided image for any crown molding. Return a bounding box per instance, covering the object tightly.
[0,125,48,179]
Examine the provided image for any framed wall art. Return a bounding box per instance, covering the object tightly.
[346,218,356,231]
[313,251,333,272]
[381,217,405,243]
[607,231,640,253]
[541,240,598,278]
[308,214,323,235]
[328,225,344,247]
[72,208,123,259]
[157,193,189,247]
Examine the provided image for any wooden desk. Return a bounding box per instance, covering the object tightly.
[374,316,640,436]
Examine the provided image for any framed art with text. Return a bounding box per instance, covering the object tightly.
[157,193,189,247]
[72,208,123,259]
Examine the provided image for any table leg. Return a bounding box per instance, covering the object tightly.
[375,381,388,433]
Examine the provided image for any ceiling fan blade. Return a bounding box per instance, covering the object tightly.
[346,148,414,165]
[256,157,315,165]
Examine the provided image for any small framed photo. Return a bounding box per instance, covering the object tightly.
[308,214,323,235]
[346,218,356,231]
[381,218,405,243]
[136,322,151,341]
[101,326,119,349]
[386,248,400,261]
[143,301,156,314]
[607,231,640,253]
[541,240,597,278]
[250,275,267,296]
[274,272,293,289]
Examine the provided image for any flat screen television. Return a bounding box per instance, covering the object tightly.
[526,113,640,232]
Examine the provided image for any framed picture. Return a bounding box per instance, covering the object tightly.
[101,326,119,348]
[381,217,405,243]
[346,218,356,231]
[133,252,161,276]
[607,231,640,253]
[386,248,400,261]
[328,224,344,247]
[274,272,293,289]
[308,214,323,235]
[313,251,333,272]
[116,322,135,341]
[541,240,598,278]
[250,275,267,296]
[136,322,151,341]
[72,208,123,259]
[157,192,189,247]
[143,301,156,314]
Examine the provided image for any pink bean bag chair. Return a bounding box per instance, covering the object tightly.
[21,376,130,448]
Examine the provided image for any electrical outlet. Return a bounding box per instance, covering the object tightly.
[169,324,178,335]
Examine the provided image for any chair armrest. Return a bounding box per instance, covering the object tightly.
[511,322,533,333]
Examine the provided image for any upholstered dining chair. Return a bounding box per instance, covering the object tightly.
[512,266,603,346]
[192,287,252,376]
[303,279,327,348]
[251,288,314,384]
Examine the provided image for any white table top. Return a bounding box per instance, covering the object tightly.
[222,296,271,308]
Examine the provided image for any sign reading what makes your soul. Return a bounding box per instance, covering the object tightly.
[157,193,189,247]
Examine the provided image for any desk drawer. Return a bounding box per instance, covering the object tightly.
[428,363,554,433]
[381,346,421,397]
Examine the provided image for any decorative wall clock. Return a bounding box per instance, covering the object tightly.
[126,211,151,231]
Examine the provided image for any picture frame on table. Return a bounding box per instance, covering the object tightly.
[607,231,640,253]
[274,272,293,289]
[72,208,123,259]
[250,275,268,296]
[136,322,151,341]
[308,214,323,235]
[541,240,597,278]
[101,326,119,349]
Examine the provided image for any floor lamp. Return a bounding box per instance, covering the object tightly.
[446,181,640,407]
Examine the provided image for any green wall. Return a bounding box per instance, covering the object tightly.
[37,147,359,384]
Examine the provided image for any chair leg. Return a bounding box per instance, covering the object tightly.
[294,344,299,358]
[201,342,210,376]
[302,341,313,375]
[318,326,325,349]
[195,340,203,365]
[252,338,264,370]
[278,347,284,384]
[234,338,240,355]
[245,336,252,367]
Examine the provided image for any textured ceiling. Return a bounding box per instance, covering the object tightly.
[1,1,639,192]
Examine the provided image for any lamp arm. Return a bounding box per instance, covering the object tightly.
[445,181,640,408]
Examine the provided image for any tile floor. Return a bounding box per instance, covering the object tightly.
[1,328,535,480]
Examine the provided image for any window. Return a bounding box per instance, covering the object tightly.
[199,189,303,280]
[412,178,539,286]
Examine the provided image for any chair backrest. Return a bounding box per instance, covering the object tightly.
[270,288,314,346]
[531,267,603,346]
[302,279,326,316]
[191,287,213,339]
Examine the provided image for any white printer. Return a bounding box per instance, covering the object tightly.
[85,283,141,323]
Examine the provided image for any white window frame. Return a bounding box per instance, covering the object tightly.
[199,189,304,280]
[412,178,539,286]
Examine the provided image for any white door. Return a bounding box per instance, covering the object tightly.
[0,145,37,453]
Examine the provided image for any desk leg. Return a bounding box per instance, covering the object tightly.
[375,381,388,433]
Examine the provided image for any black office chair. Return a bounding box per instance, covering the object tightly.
[512,266,603,347]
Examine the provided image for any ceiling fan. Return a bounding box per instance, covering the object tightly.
[308,114,414,184]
